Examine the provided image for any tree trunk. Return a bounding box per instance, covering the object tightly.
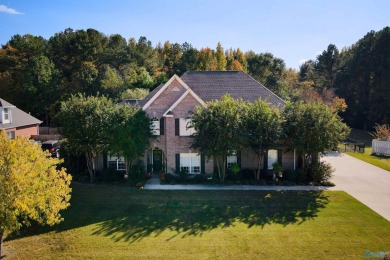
[0,229,4,257]
[85,152,95,182]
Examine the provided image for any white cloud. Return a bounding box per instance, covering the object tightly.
[298,59,307,65]
[0,5,24,15]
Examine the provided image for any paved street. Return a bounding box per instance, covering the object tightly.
[322,152,390,222]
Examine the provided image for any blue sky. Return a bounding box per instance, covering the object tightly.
[1,0,389,69]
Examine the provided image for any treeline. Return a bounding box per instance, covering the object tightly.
[0,27,389,129]
[299,27,390,129]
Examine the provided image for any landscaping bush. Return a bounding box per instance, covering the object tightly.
[308,162,334,185]
[98,168,123,183]
[296,169,307,184]
[128,161,146,185]
[284,170,297,182]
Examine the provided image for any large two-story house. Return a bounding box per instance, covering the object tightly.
[105,71,297,175]
[0,98,42,139]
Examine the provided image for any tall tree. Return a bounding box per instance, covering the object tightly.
[314,44,339,90]
[190,94,246,183]
[215,42,227,70]
[283,102,350,173]
[108,105,152,179]
[243,99,283,180]
[56,94,116,182]
[0,131,71,256]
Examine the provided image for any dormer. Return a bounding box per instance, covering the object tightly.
[0,107,12,124]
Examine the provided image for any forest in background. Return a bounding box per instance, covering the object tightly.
[0,26,388,129]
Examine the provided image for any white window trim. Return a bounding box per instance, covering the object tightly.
[180,153,201,174]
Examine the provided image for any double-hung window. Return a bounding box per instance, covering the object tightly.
[227,150,237,169]
[179,118,195,136]
[267,149,278,169]
[108,155,126,171]
[180,153,200,174]
[151,117,160,135]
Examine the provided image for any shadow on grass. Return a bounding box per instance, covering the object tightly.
[9,183,329,243]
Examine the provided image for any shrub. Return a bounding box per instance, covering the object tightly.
[284,170,297,182]
[370,123,390,141]
[309,162,334,185]
[99,168,123,183]
[296,169,307,183]
[128,161,146,185]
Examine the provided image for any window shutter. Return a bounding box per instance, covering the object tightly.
[175,118,179,136]
[277,149,283,165]
[201,154,205,174]
[263,151,268,170]
[237,150,242,168]
[175,153,180,173]
[160,117,164,135]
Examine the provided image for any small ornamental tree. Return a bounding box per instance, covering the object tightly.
[108,105,153,180]
[190,94,246,183]
[0,131,72,256]
[283,102,350,173]
[244,99,284,180]
[57,94,116,182]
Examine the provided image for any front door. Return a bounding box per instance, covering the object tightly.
[153,149,163,174]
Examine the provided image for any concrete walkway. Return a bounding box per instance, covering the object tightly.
[322,152,390,222]
[144,176,331,191]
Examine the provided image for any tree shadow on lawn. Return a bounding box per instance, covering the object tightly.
[8,184,329,243]
[91,190,329,243]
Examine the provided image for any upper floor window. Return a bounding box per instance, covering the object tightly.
[151,117,160,135]
[2,108,11,124]
[179,118,196,136]
[4,108,9,120]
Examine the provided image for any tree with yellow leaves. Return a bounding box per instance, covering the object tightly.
[0,131,72,256]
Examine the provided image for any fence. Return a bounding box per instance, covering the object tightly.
[372,140,390,155]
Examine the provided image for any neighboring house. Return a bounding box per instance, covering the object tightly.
[0,98,42,139]
[103,71,297,174]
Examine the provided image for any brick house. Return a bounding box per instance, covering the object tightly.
[102,71,297,174]
[108,71,295,175]
[0,98,42,139]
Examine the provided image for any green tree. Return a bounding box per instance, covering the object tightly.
[190,94,245,183]
[244,99,283,180]
[215,42,227,70]
[121,88,149,100]
[0,131,72,256]
[56,94,116,182]
[195,48,216,70]
[108,105,152,179]
[283,102,350,173]
[314,44,339,90]
[246,52,285,95]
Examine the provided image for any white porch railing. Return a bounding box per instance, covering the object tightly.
[372,139,390,155]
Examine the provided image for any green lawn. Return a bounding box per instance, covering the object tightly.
[343,129,390,171]
[4,183,390,259]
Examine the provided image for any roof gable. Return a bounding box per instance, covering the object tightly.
[0,98,42,129]
[142,75,191,110]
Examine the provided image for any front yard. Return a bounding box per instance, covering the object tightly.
[4,183,390,259]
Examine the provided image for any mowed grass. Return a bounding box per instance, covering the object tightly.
[4,183,390,259]
[344,129,390,171]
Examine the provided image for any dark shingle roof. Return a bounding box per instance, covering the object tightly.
[0,98,42,130]
[180,71,285,107]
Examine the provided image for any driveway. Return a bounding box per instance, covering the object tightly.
[322,152,390,222]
